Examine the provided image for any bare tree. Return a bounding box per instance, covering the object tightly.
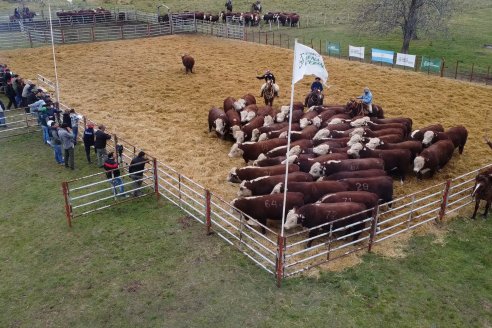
[357,0,455,53]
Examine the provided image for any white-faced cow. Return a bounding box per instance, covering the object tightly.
[228,164,300,183]
[413,139,455,178]
[238,171,313,197]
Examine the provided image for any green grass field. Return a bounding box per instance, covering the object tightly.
[1,131,492,327]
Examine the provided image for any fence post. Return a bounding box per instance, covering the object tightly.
[437,180,452,223]
[120,25,124,39]
[276,235,286,287]
[487,66,491,85]
[153,158,159,200]
[62,181,72,228]
[265,32,268,45]
[367,204,380,252]
[279,33,282,48]
[205,190,212,235]
[91,26,95,41]
[470,63,474,82]
[272,32,275,46]
[287,35,289,49]
[319,39,322,54]
[61,29,65,44]
[440,57,445,77]
[147,23,150,36]
[28,31,33,48]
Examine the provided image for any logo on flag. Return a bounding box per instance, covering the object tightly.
[292,41,328,84]
[349,45,365,59]
[396,53,416,68]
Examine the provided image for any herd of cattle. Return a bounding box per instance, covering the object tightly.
[158,11,300,27]
[55,8,113,23]
[208,94,470,246]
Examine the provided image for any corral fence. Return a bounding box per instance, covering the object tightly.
[0,107,40,138]
[60,105,492,284]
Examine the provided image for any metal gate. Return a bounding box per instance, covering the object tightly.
[195,20,244,40]
[170,13,196,33]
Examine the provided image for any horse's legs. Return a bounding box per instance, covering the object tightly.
[472,199,480,219]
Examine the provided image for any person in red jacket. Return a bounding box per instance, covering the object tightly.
[103,152,126,197]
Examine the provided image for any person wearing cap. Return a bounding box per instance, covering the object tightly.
[95,125,112,168]
[104,152,126,197]
[83,123,96,164]
[58,123,75,169]
[310,77,323,93]
[357,87,373,113]
[256,69,279,98]
[49,121,64,164]
[129,151,148,197]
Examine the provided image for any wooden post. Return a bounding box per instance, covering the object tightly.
[287,35,289,49]
[437,180,452,223]
[319,39,322,54]
[276,235,286,287]
[62,181,72,228]
[454,60,460,79]
[470,63,475,82]
[120,25,124,39]
[440,57,445,77]
[205,190,212,235]
[272,32,275,46]
[279,33,282,48]
[265,32,268,45]
[91,26,95,41]
[61,29,65,44]
[486,66,491,85]
[153,158,160,200]
[28,30,33,48]
[147,23,150,36]
[367,204,380,252]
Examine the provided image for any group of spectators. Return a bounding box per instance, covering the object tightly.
[1,63,149,198]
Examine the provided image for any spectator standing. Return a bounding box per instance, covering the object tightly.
[49,121,64,164]
[58,123,75,169]
[129,151,147,196]
[83,123,96,163]
[0,99,6,128]
[62,108,71,126]
[38,106,50,144]
[104,152,125,197]
[95,124,111,168]
[14,77,24,109]
[69,109,81,144]
[5,80,18,109]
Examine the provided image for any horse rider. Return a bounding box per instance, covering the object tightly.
[14,8,21,19]
[357,87,373,113]
[253,0,262,13]
[257,70,279,97]
[310,77,323,93]
[225,0,233,13]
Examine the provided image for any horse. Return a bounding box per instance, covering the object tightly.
[225,1,233,13]
[346,99,384,119]
[263,80,276,106]
[251,2,262,13]
[305,89,324,108]
[10,12,36,22]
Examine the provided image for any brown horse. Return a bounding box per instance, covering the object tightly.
[472,169,492,219]
[263,80,276,106]
[304,90,324,108]
[346,99,384,119]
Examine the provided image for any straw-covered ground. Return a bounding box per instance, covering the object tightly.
[2,34,491,269]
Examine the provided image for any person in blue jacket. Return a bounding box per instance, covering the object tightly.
[357,87,373,113]
[310,77,323,92]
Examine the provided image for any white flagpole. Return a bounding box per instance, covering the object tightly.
[280,39,298,238]
[48,2,60,104]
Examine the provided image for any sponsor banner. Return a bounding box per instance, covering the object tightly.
[372,48,394,64]
[349,45,364,59]
[420,56,442,73]
[292,41,329,84]
[326,42,340,55]
[396,53,417,68]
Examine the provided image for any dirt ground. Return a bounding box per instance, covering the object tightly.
[2,34,491,270]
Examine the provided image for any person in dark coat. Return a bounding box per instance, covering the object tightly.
[104,152,125,196]
[5,80,17,109]
[83,123,96,163]
[129,151,148,196]
[95,124,111,167]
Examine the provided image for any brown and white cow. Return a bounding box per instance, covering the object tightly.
[296,153,349,173]
[284,202,367,247]
[410,124,444,141]
[339,176,394,204]
[309,158,385,179]
[422,125,468,154]
[271,180,350,203]
[228,164,300,183]
[240,104,259,123]
[228,138,288,162]
[366,138,423,160]
[238,171,313,197]
[235,115,265,143]
[413,139,455,178]
[231,192,305,234]
[318,191,380,211]
[322,169,387,181]
[208,107,228,139]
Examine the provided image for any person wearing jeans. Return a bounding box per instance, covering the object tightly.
[95,124,111,168]
[104,152,125,196]
[49,121,64,164]
[58,123,75,169]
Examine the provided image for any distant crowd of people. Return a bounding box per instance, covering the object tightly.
[1,63,149,198]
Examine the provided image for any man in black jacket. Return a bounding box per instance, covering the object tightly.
[129,151,148,196]
[83,123,96,163]
[94,124,111,168]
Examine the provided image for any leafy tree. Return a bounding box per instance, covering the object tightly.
[357,0,455,53]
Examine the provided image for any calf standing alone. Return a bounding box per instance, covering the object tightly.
[181,54,195,74]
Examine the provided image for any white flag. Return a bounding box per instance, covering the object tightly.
[292,41,328,85]
[67,0,73,3]
[396,53,416,68]
[349,45,365,59]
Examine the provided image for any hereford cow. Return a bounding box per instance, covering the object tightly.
[309,158,385,179]
[413,139,455,178]
[223,96,237,112]
[370,117,413,132]
[235,115,265,143]
[238,171,313,197]
[225,109,241,141]
[271,180,350,203]
[319,191,380,211]
[259,123,302,141]
[251,122,290,141]
[265,139,314,158]
[284,202,368,247]
[181,54,195,74]
[240,104,259,123]
[208,107,228,139]
[323,169,387,181]
[228,138,288,162]
[233,93,257,111]
[231,192,305,234]
[410,124,444,141]
[366,138,423,160]
[253,154,298,167]
[366,121,409,136]
[296,153,349,173]
[422,125,468,154]
[228,164,300,183]
[472,169,492,219]
[289,125,319,141]
[299,111,320,128]
[338,176,394,204]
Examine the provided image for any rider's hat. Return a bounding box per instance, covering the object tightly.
[315,77,321,80]
[265,69,271,74]
[364,87,370,92]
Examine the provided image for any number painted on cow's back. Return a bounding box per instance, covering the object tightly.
[324,210,337,220]
[350,164,359,171]
[355,183,370,191]
[265,199,279,208]
[342,197,352,202]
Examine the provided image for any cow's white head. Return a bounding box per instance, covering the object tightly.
[234,130,245,143]
[233,98,246,111]
[413,156,425,173]
[238,180,252,197]
[240,111,248,123]
[253,153,267,165]
[299,118,310,129]
[365,137,381,149]
[328,118,343,125]
[263,115,274,126]
[313,144,330,155]
[313,128,331,140]
[246,111,256,122]
[312,116,322,128]
[271,182,283,194]
[284,208,301,229]
[278,131,288,139]
[347,142,363,158]
[227,167,240,183]
[280,105,290,114]
[287,145,302,156]
[422,131,435,146]
[309,162,323,178]
[307,106,316,112]
[215,118,225,136]
[282,155,298,165]
[350,116,370,127]
[347,134,363,147]
[251,129,260,142]
[258,133,268,142]
[350,127,365,137]
[228,143,243,158]
[276,112,286,122]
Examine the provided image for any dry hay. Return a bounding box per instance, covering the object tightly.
[2,34,491,272]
